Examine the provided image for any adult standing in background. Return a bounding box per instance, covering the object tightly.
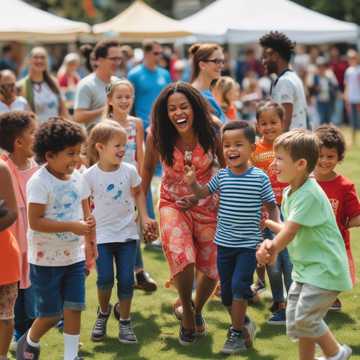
[344,49,360,145]
[0,70,29,113]
[74,40,122,129]
[260,31,307,131]
[18,47,68,123]
[189,43,227,124]
[128,40,171,133]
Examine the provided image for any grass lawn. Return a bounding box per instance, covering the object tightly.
[10,128,360,360]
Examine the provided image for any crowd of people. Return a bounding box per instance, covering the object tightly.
[0,31,359,360]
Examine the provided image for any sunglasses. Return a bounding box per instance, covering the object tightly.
[0,83,15,89]
[152,51,162,56]
[203,58,225,65]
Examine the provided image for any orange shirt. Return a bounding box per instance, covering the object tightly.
[0,229,20,286]
[251,138,287,205]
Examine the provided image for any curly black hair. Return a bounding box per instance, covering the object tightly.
[0,111,36,152]
[315,124,346,161]
[259,31,296,63]
[33,117,86,164]
[151,82,218,167]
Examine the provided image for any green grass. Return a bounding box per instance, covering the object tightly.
[11,127,360,359]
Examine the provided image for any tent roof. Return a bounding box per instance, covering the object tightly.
[93,0,191,40]
[0,0,91,43]
[181,0,359,44]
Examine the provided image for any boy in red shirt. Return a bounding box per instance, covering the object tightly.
[314,124,360,311]
[251,101,291,324]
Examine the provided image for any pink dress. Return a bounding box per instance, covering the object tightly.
[1,154,38,289]
[159,143,218,280]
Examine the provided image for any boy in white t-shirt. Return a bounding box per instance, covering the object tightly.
[16,118,96,360]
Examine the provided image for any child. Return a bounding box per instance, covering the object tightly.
[184,120,279,354]
[84,120,158,344]
[257,129,353,360]
[212,76,240,121]
[16,118,97,360]
[251,101,292,325]
[0,111,38,348]
[314,124,360,311]
[105,79,157,293]
[0,160,20,360]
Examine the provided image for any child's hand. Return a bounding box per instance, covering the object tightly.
[256,239,276,265]
[142,218,159,243]
[70,220,93,236]
[86,215,96,231]
[176,194,198,211]
[184,165,196,185]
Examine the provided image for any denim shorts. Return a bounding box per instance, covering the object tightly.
[30,261,86,317]
[96,240,137,300]
[217,245,257,306]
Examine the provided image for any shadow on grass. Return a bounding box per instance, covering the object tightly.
[325,311,356,330]
[91,313,160,359]
[255,322,287,340]
[351,344,360,355]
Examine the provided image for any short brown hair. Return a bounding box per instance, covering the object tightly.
[256,100,285,122]
[142,40,160,53]
[315,125,345,161]
[274,129,319,173]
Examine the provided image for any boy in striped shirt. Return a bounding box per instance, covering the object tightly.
[184,120,279,354]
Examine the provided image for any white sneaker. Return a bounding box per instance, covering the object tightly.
[315,344,352,360]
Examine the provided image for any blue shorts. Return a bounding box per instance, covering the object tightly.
[30,261,86,318]
[217,246,257,306]
[96,240,137,300]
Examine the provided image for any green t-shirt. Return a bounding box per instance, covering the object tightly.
[282,178,352,292]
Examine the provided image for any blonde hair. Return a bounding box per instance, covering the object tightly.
[87,120,127,165]
[213,76,238,113]
[105,79,134,118]
[274,129,319,173]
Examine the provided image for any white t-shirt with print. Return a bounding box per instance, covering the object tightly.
[26,167,90,266]
[271,70,307,130]
[83,162,141,244]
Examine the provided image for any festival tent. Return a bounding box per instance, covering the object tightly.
[93,0,192,41]
[0,0,91,43]
[181,0,359,44]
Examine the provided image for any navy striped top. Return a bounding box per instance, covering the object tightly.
[208,167,275,248]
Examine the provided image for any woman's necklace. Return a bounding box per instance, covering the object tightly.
[32,80,44,93]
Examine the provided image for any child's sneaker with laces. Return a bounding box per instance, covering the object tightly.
[267,308,286,325]
[329,298,342,312]
[119,321,138,344]
[195,313,207,336]
[91,304,112,342]
[221,328,247,354]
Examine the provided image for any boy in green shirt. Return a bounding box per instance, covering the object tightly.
[257,129,352,360]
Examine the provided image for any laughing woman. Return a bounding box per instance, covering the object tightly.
[18,47,68,123]
[189,43,227,124]
[142,82,224,345]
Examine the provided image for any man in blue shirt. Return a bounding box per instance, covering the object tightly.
[128,41,171,132]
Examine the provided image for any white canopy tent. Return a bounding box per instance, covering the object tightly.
[181,0,359,44]
[0,0,91,43]
[93,0,191,41]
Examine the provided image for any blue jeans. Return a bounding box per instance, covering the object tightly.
[267,249,293,303]
[14,287,35,340]
[96,241,137,300]
[217,246,257,306]
[350,103,360,130]
[30,261,86,317]
[317,101,332,124]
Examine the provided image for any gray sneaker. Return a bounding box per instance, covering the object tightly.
[91,305,112,342]
[119,321,138,344]
[221,328,247,354]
